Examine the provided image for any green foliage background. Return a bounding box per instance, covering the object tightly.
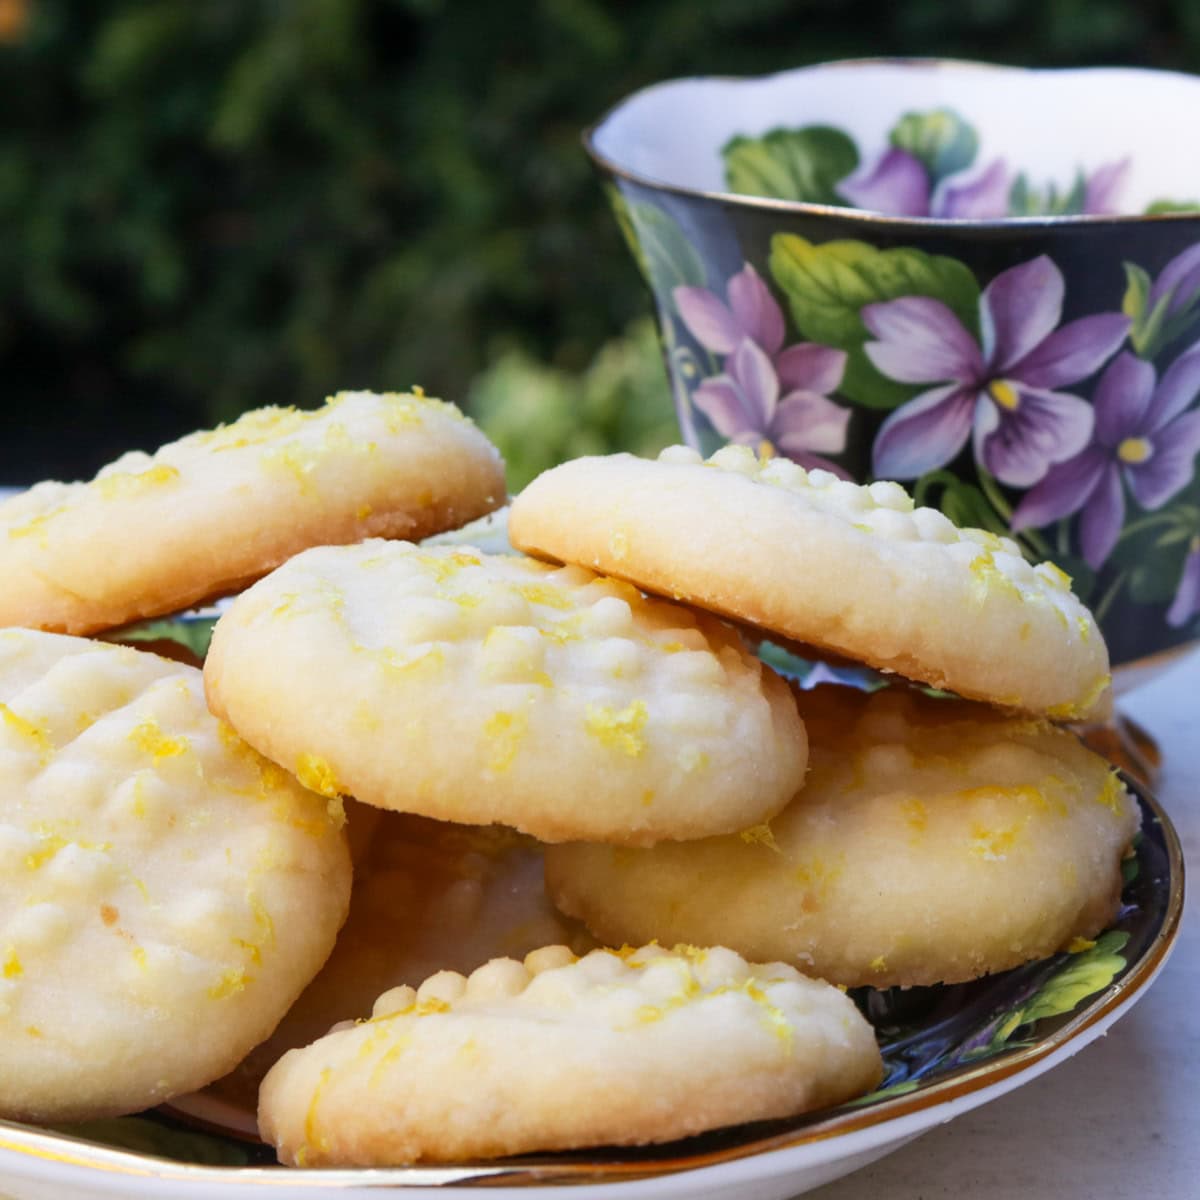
[2,0,1198,486]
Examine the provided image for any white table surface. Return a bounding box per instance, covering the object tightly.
[809,648,1199,1200]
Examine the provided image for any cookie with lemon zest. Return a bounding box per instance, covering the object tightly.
[205,541,806,844]
[0,390,505,635]
[202,810,592,1114]
[0,630,350,1122]
[547,685,1139,987]
[509,445,1109,718]
[257,942,881,1164]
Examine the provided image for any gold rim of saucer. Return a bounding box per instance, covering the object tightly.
[0,776,1182,1190]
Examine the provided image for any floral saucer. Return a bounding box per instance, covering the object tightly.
[0,761,1181,1199]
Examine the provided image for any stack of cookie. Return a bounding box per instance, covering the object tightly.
[0,396,1138,1168]
[511,446,1134,987]
[0,390,506,1125]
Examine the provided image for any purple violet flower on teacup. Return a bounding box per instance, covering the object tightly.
[1012,348,1200,568]
[839,147,1129,220]
[838,149,1011,219]
[1083,159,1132,216]
[1167,537,1200,628]
[674,265,851,473]
[688,337,851,474]
[674,263,787,357]
[862,255,1129,486]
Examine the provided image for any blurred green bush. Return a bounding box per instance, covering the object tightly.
[1,0,1196,482]
[470,316,679,491]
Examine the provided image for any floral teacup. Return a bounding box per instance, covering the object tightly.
[587,59,1200,679]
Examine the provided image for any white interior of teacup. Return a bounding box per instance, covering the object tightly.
[591,60,1200,216]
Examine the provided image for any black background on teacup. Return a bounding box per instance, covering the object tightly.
[615,177,1200,667]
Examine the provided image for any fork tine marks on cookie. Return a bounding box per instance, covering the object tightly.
[509,445,1110,719]
[0,630,351,1124]
[0,391,506,635]
[204,541,807,844]
[257,943,883,1166]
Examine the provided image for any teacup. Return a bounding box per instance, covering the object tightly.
[586,59,1200,681]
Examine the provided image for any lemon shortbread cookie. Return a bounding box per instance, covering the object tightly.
[0,391,505,635]
[205,812,592,1114]
[547,686,1139,988]
[204,541,806,844]
[510,446,1109,718]
[258,943,882,1165]
[0,630,352,1122]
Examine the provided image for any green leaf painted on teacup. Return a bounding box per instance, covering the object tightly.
[1123,257,1200,360]
[1059,172,1089,216]
[722,127,859,206]
[605,184,652,281]
[622,198,707,304]
[912,471,1007,539]
[605,185,705,304]
[1018,930,1129,1026]
[1009,169,1088,217]
[1109,502,1199,605]
[1122,261,1153,352]
[1146,199,1200,214]
[1129,545,1193,605]
[935,479,1008,537]
[1123,260,1181,360]
[1008,174,1029,215]
[769,235,980,409]
[889,108,978,185]
[1122,262,1152,318]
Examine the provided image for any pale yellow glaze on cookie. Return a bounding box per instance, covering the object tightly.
[0,630,351,1122]
[546,685,1139,987]
[0,391,505,634]
[258,943,882,1165]
[204,811,592,1112]
[205,541,806,844]
[509,445,1109,718]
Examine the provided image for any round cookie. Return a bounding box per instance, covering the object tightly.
[258,943,883,1165]
[546,685,1140,988]
[0,630,352,1122]
[509,445,1109,719]
[204,541,806,844]
[0,390,506,635]
[203,811,593,1115]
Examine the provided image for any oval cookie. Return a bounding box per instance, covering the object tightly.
[258,943,883,1165]
[0,391,505,635]
[546,685,1139,987]
[0,630,352,1122]
[204,541,806,844]
[204,811,592,1114]
[509,445,1109,719]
